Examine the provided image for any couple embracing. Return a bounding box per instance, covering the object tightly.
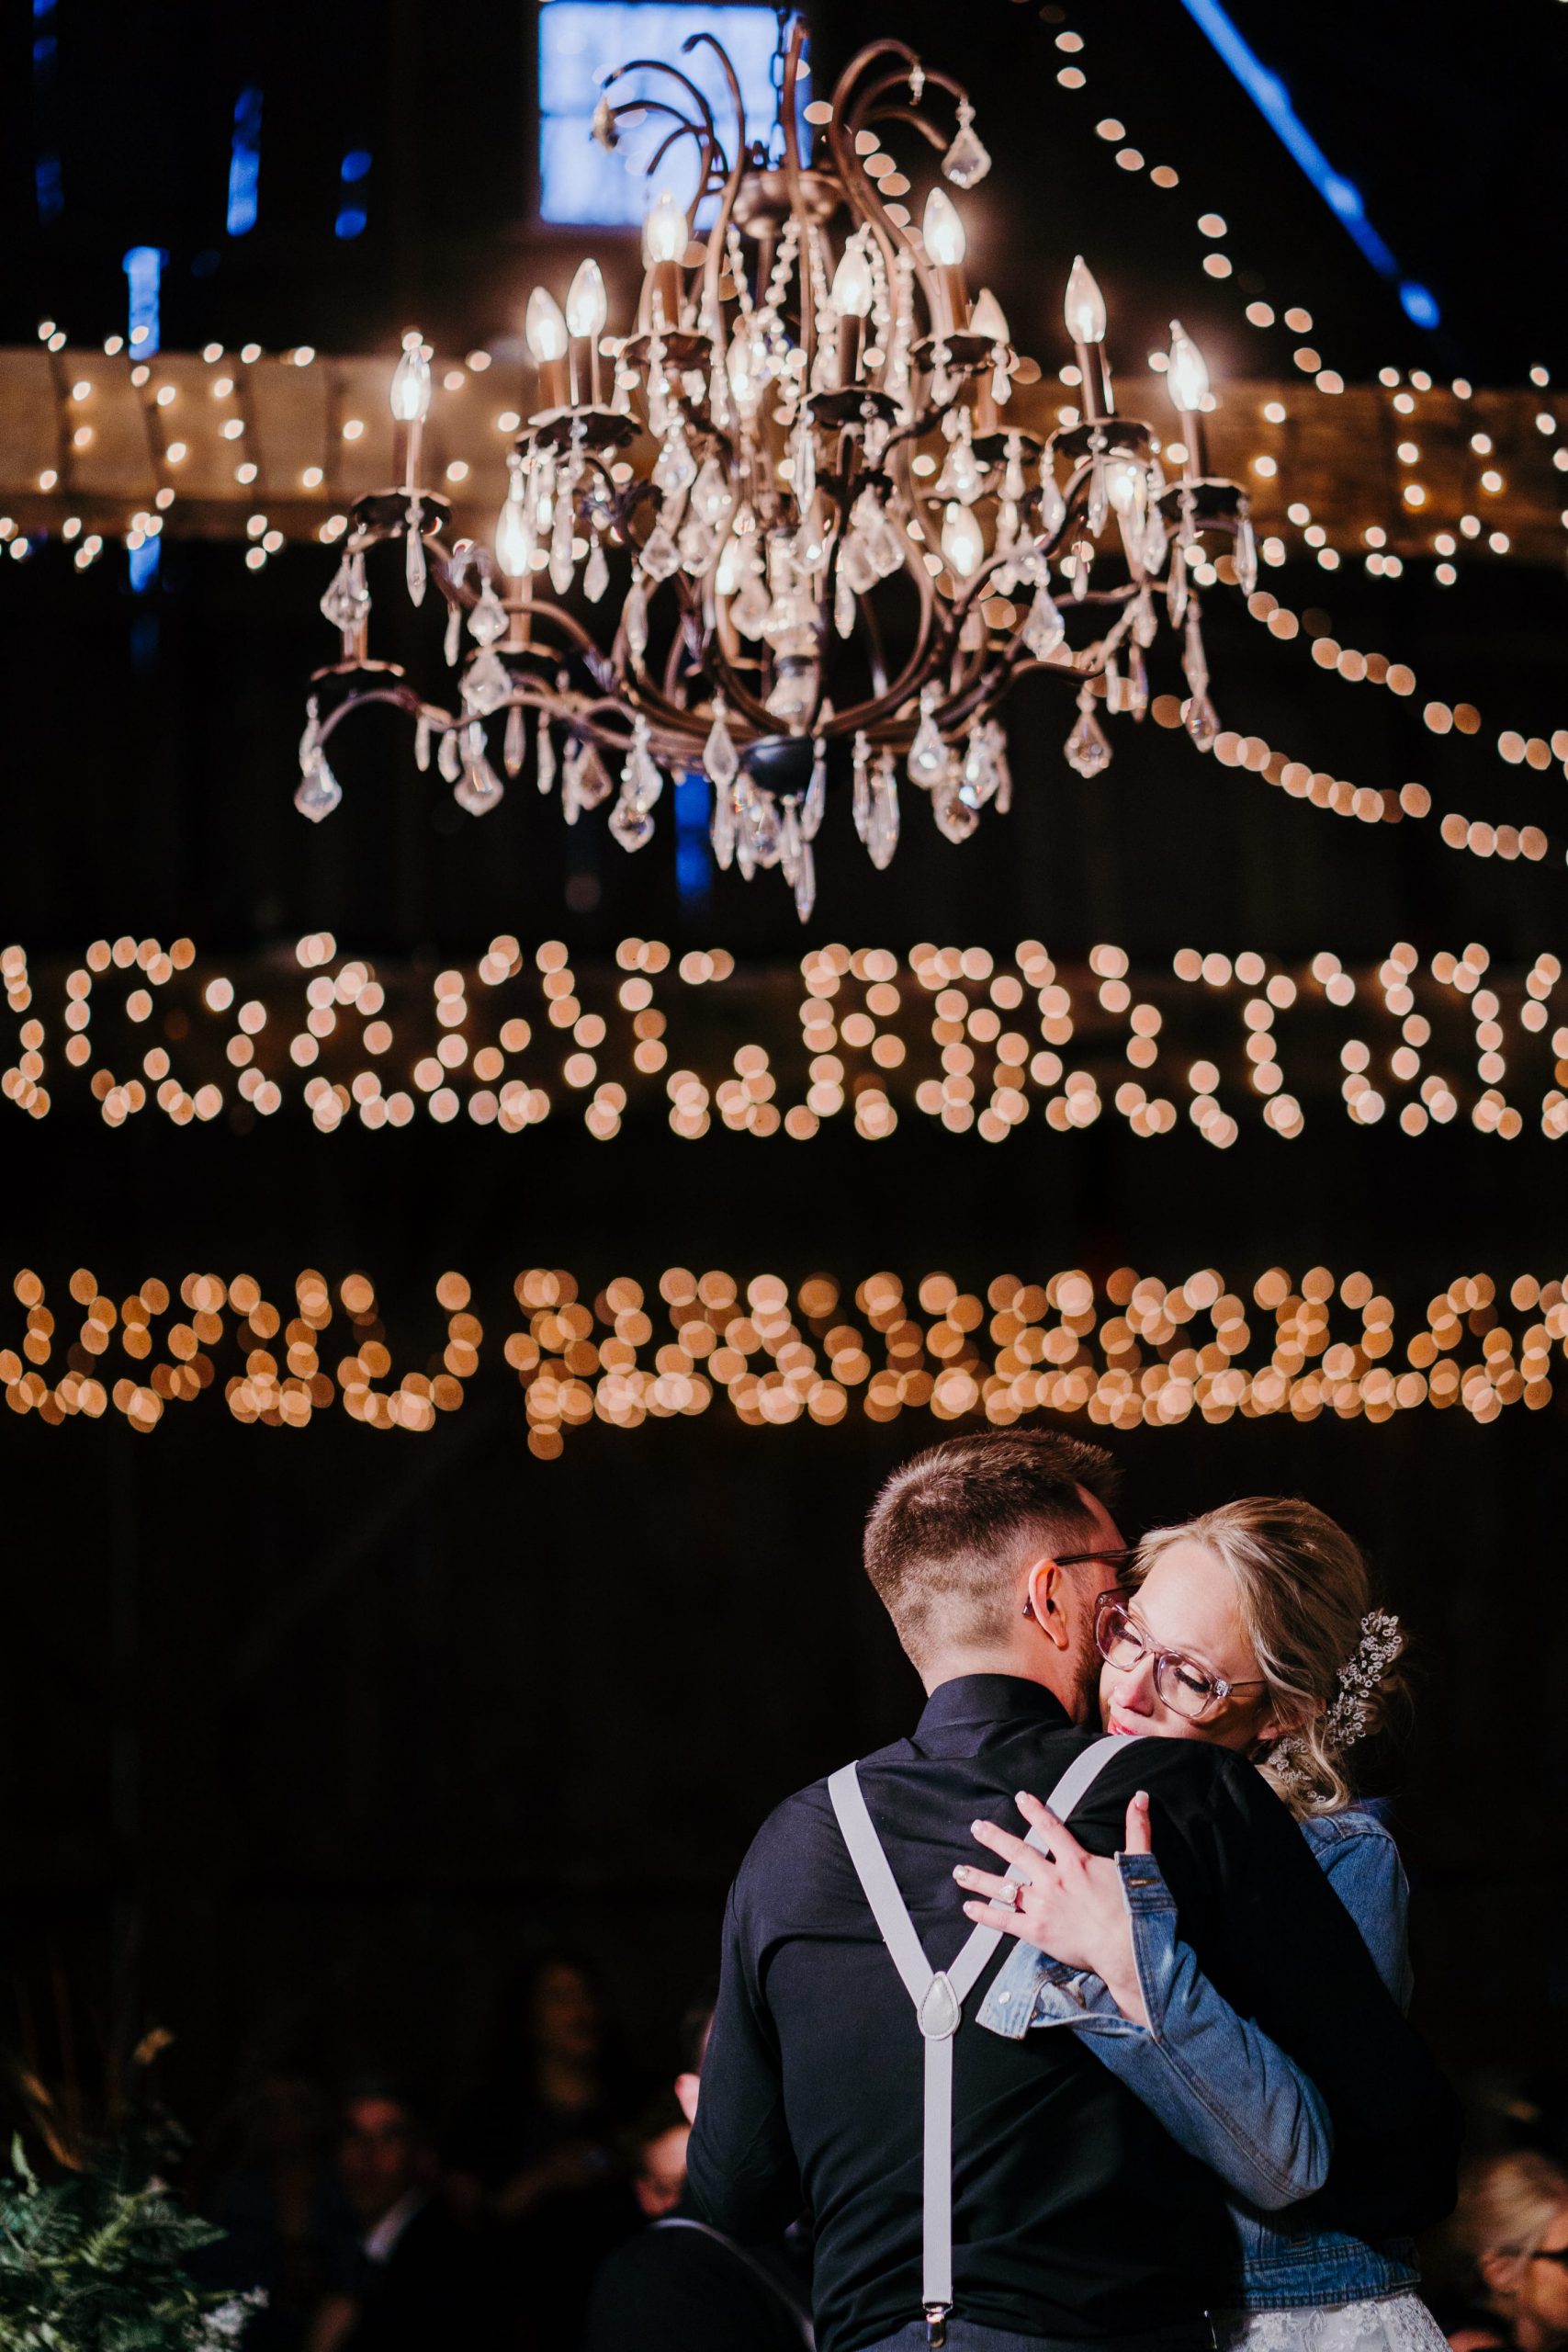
[686,1430,1460,2352]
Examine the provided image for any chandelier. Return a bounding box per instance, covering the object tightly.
[298,17,1253,920]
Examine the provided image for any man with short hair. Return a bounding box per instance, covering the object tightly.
[688,1429,1458,2352]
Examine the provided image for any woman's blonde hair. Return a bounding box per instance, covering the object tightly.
[1131,1497,1408,1818]
[1452,2149,1568,2277]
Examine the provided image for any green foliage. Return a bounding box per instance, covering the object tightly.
[0,2053,254,2352]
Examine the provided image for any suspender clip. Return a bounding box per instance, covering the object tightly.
[924,2302,951,2348]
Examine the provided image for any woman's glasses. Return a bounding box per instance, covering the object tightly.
[1093,1590,1267,1723]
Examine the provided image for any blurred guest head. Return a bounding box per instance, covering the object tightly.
[1453,2151,1568,2352]
[528,1953,602,2068]
[628,2094,690,2219]
[337,2082,433,2228]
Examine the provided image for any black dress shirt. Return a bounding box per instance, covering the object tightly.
[687,1675,1459,2352]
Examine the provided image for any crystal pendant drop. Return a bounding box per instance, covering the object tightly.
[415,716,432,773]
[852,735,873,843]
[1142,504,1168,576]
[444,603,463,666]
[464,649,512,715]
[711,778,737,870]
[959,725,998,809]
[802,741,827,840]
[933,766,980,842]
[622,577,649,663]
[1133,587,1158,648]
[295,751,342,822]
[455,729,504,816]
[639,520,681,582]
[868,757,900,869]
[1167,544,1189,626]
[751,794,783,868]
[1038,467,1066,542]
[1069,537,1093,603]
[504,703,527,778]
[468,581,509,647]
[1185,691,1220,752]
[584,537,609,603]
[677,514,717,575]
[1088,456,1110,539]
[438,729,462,783]
[1127,643,1149,718]
[405,506,427,606]
[780,799,803,888]
[1235,512,1258,596]
[908,695,946,787]
[1023,584,1066,659]
[692,454,733,528]
[574,741,613,810]
[735,785,758,881]
[704,705,739,787]
[653,427,696,498]
[793,835,817,923]
[834,567,856,639]
[320,551,370,634]
[942,99,991,187]
[549,502,576,594]
[624,718,664,812]
[608,792,656,852]
[1183,608,1210,699]
[536,723,557,796]
[733,567,770,639]
[991,721,1013,812]
[1065,689,1112,778]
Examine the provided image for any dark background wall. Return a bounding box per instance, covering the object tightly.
[3,0,1566,2134]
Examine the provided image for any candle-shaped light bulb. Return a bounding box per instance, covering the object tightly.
[1167,320,1210,413]
[1063,256,1107,346]
[525,288,569,363]
[832,244,874,319]
[942,500,984,579]
[643,189,686,265]
[495,489,533,580]
[389,335,432,424]
[727,322,761,414]
[921,187,966,266]
[969,288,1010,344]
[565,259,608,339]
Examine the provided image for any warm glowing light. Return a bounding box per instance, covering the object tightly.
[942,501,984,578]
[643,189,686,265]
[389,338,432,424]
[831,244,874,318]
[1166,320,1211,413]
[921,188,966,266]
[565,259,608,339]
[525,288,569,364]
[1064,255,1107,345]
[495,492,533,579]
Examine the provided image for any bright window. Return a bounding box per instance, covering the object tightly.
[538,3,793,227]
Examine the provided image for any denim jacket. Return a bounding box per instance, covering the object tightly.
[976,1805,1419,2311]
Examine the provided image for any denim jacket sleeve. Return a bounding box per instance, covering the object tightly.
[1305,1814,1413,2010]
[976,1853,1332,2211]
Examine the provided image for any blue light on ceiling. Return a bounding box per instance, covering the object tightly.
[336,148,371,237]
[227,86,264,236]
[123,244,164,356]
[1175,0,1439,328]
[538,3,798,227]
[673,768,712,905]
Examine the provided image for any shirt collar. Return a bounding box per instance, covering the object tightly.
[915,1673,1073,1741]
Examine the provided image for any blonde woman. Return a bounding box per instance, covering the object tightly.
[1448,2153,1568,2352]
[953,1497,1444,2352]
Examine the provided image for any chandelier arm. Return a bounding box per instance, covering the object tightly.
[698,639,777,736]
[641,119,724,199]
[600,59,722,158]
[682,31,750,338]
[778,18,819,387]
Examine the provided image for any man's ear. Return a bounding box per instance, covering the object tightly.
[673,2071,701,2126]
[1025,1557,1073,1654]
[1478,2250,1521,2301]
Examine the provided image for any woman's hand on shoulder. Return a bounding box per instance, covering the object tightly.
[953,1792,1152,2026]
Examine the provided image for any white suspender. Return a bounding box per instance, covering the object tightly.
[828,1734,1128,2349]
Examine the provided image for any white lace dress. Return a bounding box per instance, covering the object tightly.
[1215,2291,1450,2352]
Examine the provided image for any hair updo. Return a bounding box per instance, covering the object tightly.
[1131,1496,1410,1818]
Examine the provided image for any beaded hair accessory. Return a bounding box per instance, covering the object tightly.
[1269,1607,1404,1793]
[1321,1608,1404,1756]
